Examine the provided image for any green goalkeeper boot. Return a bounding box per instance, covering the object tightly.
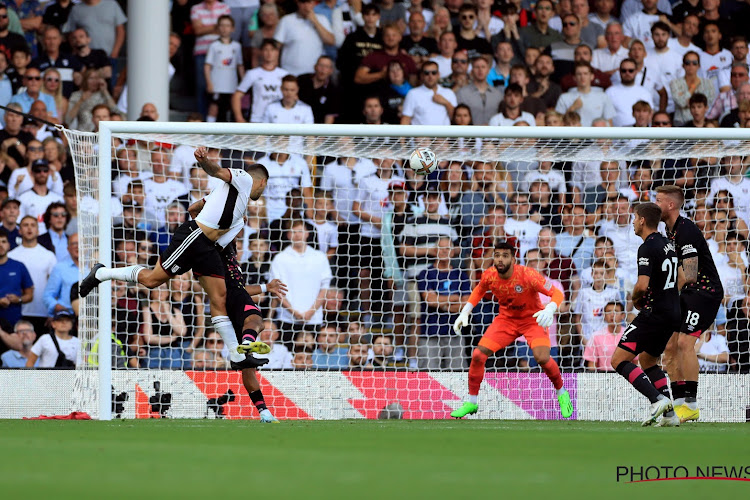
[450,402,478,419]
[558,389,573,418]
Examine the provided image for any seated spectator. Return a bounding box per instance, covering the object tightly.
[65,68,118,131]
[293,330,316,354]
[583,300,625,371]
[537,227,577,296]
[140,284,189,369]
[26,311,79,368]
[0,320,38,367]
[573,259,621,347]
[682,92,711,128]
[9,140,63,198]
[255,319,293,369]
[348,340,370,368]
[322,287,344,326]
[489,83,536,126]
[555,61,615,126]
[193,331,229,370]
[670,51,717,126]
[696,330,730,373]
[312,323,349,369]
[354,24,417,94]
[292,350,313,369]
[417,237,470,370]
[719,82,750,128]
[370,334,397,368]
[582,161,623,213]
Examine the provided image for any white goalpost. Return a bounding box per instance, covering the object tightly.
[4,122,748,422]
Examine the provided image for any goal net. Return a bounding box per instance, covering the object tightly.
[49,123,750,421]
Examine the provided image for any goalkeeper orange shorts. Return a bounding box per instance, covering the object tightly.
[478,315,551,353]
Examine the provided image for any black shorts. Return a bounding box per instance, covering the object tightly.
[679,290,722,337]
[618,312,680,358]
[226,286,262,334]
[159,221,225,278]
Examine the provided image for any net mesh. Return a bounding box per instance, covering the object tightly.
[59,127,750,421]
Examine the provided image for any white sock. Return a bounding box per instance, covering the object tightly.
[95,265,145,283]
[674,397,685,406]
[211,316,243,362]
[467,394,478,404]
[686,401,698,410]
[556,388,566,396]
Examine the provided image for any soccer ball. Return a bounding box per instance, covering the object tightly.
[408,147,437,175]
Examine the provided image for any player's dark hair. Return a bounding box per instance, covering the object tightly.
[655,185,685,205]
[635,202,662,228]
[494,239,515,252]
[245,162,269,181]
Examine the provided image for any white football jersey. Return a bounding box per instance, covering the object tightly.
[196,168,255,248]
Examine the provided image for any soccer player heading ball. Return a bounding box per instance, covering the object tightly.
[450,240,573,419]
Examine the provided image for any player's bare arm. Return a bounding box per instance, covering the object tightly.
[682,256,698,285]
[631,275,650,307]
[194,147,231,183]
[187,199,206,219]
[245,279,288,300]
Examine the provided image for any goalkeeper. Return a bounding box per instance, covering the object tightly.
[450,240,573,419]
[189,198,287,423]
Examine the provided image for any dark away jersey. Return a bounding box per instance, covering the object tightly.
[219,244,246,290]
[666,216,723,296]
[637,232,680,318]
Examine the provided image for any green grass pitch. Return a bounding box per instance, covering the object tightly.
[2,420,748,499]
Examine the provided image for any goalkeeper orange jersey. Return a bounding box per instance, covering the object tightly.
[467,265,564,319]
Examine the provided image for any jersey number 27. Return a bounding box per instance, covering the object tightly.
[662,257,678,290]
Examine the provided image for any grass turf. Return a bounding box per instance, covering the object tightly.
[1,419,748,499]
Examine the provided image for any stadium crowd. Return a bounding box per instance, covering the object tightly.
[0,0,748,372]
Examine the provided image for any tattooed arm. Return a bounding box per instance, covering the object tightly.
[681,256,698,286]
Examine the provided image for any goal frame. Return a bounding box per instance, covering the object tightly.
[94,122,750,421]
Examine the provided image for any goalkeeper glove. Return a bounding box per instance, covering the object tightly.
[453,303,473,335]
[533,302,557,328]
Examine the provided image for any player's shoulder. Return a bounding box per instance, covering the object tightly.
[480,266,498,280]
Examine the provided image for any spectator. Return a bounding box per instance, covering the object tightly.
[709,63,749,122]
[538,227,577,294]
[26,311,78,367]
[592,22,627,75]
[274,0,334,76]
[43,0,74,33]
[298,55,340,124]
[0,227,32,328]
[6,46,30,94]
[555,61,615,126]
[69,27,111,81]
[573,259,621,347]
[17,159,64,231]
[291,350,313,369]
[312,323,348,368]
[425,6,451,42]
[0,198,20,248]
[671,50,717,126]
[548,13,585,81]
[370,333,396,368]
[417,236,470,370]
[439,49,469,92]
[9,138,62,198]
[0,103,33,169]
[615,39,663,109]
[520,161,566,206]
[0,319,37,367]
[487,41,513,88]
[348,339,370,368]
[632,100,653,127]
[519,0,562,54]
[699,21,733,94]
[597,194,639,278]
[248,4,280,68]
[571,0,604,49]
[65,68,117,131]
[37,202,68,259]
[622,0,664,46]
[647,22,683,108]
[606,58,655,126]
[204,14,244,123]
[64,0,126,61]
[684,92,710,127]
[401,60,456,125]
[232,39,287,123]
[456,55,502,126]
[431,31,457,81]
[489,82,535,126]
[270,218,332,344]
[528,54,562,109]
[253,319,293,369]
[258,152,313,224]
[31,26,81,99]
[142,148,187,226]
[10,69,58,124]
[504,192,542,264]
[140,284,189,369]
[708,156,750,227]
[556,204,596,273]
[42,231,77,316]
[696,329,730,373]
[509,64,546,124]
[401,11,437,68]
[355,24,417,93]
[306,193,338,259]
[261,75,314,129]
[337,4,382,117]
[0,4,27,63]
[189,0,231,116]
[441,162,479,236]
[378,61,412,124]
[583,300,625,371]
[454,4,491,60]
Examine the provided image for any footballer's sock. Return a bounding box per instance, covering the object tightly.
[541,358,564,390]
[684,381,698,408]
[616,361,661,403]
[671,381,686,406]
[211,316,244,362]
[96,265,145,283]
[468,348,488,398]
[248,389,268,414]
[645,366,674,416]
[241,328,258,344]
